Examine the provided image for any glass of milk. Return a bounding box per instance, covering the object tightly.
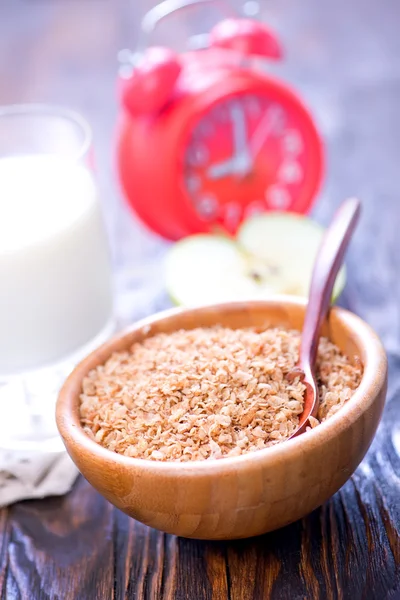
[0,104,114,452]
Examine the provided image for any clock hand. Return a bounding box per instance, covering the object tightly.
[208,103,252,180]
[230,103,252,171]
[207,153,253,180]
[209,106,282,180]
[250,105,284,159]
[208,157,238,179]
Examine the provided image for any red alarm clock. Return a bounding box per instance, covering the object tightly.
[116,0,324,240]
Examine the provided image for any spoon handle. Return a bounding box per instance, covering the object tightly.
[299,198,361,371]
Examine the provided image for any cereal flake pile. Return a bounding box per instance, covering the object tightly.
[80,326,362,461]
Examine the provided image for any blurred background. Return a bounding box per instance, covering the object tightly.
[1,0,399,341]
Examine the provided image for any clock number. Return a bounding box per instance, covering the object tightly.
[244,199,266,218]
[282,130,304,155]
[266,185,291,209]
[223,201,242,232]
[278,160,303,185]
[187,144,209,167]
[185,174,201,193]
[268,104,286,136]
[196,195,218,220]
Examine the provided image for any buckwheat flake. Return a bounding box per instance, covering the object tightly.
[79,326,363,462]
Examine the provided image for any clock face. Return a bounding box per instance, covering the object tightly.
[182,92,321,233]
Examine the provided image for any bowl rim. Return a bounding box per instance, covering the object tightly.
[56,297,388,476]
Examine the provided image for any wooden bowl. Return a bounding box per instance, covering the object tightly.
[56,299,387,540]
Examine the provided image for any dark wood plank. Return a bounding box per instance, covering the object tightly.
[3,478,115,599]
[1,0,400,598]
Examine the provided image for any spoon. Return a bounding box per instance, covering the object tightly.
[288,197,361,439]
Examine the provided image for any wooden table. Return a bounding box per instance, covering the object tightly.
[1,0,400,598]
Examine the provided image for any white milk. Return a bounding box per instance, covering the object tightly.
[0,154,113,375]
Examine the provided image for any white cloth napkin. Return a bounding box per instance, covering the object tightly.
[0,449,78,508]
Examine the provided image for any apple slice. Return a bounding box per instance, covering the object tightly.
[165,235,270,307]
[165,214,346,307]
[238,212,346,299]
